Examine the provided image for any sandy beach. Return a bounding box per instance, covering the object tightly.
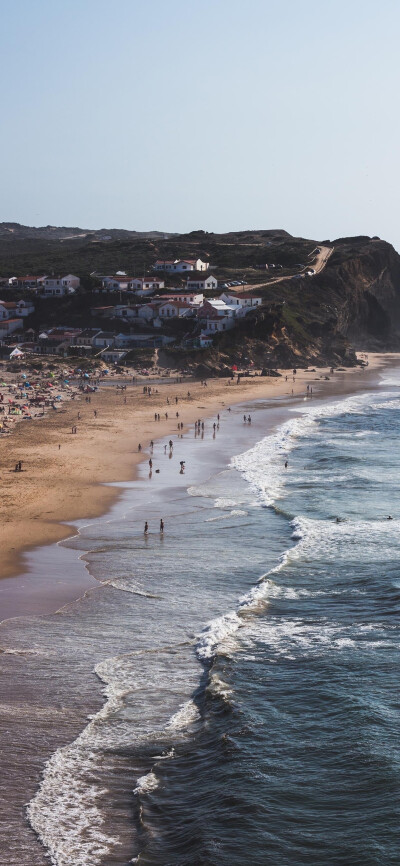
[0,355,392,586]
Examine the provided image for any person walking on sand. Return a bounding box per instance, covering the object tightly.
[160,519,164,533]
[138,443,142,452]
[144,521,149,534]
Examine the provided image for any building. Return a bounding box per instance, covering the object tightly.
[130,277,165,295]
[92,331,116,348]
[61,274,80,290]
[199,299,235,318]
[203,315,235,335]
[0,319,23,337]
[42,278,70,297]
[100,349,127,364]
[158,301,194,319]
[74,329,102,346]
[101,275,133,291]
[186,274,218,291]
[220,292,262,309]
[113,305,141,320]
[159,291,203,306]
[153,258,209,273]
[0,299,35,318]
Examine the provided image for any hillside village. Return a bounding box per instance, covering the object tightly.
[0,248,323,368]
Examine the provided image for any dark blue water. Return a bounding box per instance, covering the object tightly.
[135,382,400,865]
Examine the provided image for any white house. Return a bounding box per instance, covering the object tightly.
[92,331,116,348]
[61,274,80,290]
[199,299,235,319]
[186,274,218,291]
[114,333,138,349]
[42,278,70,297]
[74,329,102,346]
[130,277,165,295]
[220,292,262,309]
[199,332,213,348]
[15,299,35,316]
[158,301,193,319]
[100,349,127,364]
[113,305,140,320]
[153,258,209,273]
[0,318,23,337]
[101,275,133,291]
[203,315,235,335]
[0,300,35,320]
[137,302,163,321]
[159,291,203,306]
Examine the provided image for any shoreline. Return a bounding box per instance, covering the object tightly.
[0,354,395,595]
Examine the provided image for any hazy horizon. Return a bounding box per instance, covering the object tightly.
[2,0,400,250]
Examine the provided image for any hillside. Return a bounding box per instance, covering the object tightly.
[1,226,400,370]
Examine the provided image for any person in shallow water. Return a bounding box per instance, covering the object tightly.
[144,521,148,533]
[160,519,164,533]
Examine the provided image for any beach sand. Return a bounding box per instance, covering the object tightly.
[0,355,392,587]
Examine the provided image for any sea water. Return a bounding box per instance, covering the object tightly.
[1,373,400,865]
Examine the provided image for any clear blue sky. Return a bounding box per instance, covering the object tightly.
[2,0,399,247]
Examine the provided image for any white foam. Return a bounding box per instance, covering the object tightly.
[134,772,159,795]
[166,700,200,731]
[196,611,242,661]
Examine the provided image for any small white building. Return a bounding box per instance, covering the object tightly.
[220,292,262,309]
[199,332,213,348]
[130,277,165,295]
[74,329,102,346]
[42,278,70,297]
[186,274,218,291]
[92,331,116,348]
[101,275,133,291]
[113,305,140,320]
[0,318,24,336]
[137,303,163,321]
[159,292,203,306]
[0,300,35,319]
[203,316,236,335]
[158,301,193,319]
[101,349,127,364]
[199,299,235,319]
[153,258,209,273]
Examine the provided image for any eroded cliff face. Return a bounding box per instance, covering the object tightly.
[197,237,400,371]
[317,239,400,348]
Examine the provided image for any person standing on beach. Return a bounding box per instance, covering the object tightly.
[144,521,149,534]
[160,519,164,533]
[138,443,142,451]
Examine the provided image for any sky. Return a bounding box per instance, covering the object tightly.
[1,0,400,248]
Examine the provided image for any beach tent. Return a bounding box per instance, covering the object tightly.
[10,348,24,359]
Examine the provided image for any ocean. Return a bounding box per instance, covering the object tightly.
[1,369,400,865]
